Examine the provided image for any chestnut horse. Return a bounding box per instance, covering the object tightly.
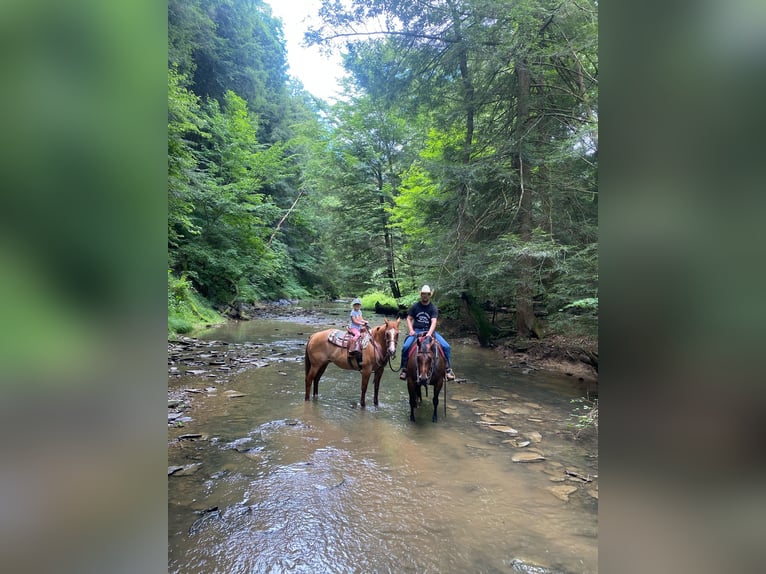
[405,335,446,422]
[304,318,400,407]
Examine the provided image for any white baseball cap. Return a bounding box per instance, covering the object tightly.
[420,285,431,293]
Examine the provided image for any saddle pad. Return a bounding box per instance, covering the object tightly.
[327,330,371,349]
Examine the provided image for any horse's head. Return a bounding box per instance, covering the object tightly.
[384,318,400,358]
[416,335,436,386]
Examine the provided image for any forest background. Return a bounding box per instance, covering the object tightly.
[167,0,598,346]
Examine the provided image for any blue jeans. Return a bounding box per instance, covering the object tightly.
[400,331,451,370]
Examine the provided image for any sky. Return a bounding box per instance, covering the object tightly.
[265,0,347,101]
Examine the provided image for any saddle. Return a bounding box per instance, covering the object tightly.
[327,329,371,351]
[328,329,371,370]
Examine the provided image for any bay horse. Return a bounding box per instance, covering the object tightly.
[304,318,400,407]
[405,335,447,422]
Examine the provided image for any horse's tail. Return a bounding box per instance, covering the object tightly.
[304,336,312,375]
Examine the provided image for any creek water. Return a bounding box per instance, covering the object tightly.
[168,306,598,573]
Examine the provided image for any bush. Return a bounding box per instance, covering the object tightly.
[360,290,399,310]
[168,270,224,337]
[168,316,193,334]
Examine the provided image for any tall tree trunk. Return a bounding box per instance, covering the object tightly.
[461,291,496,347]
[513,57,541,338]
[377,168,401,298]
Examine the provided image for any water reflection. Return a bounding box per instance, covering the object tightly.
[169,310,597,573]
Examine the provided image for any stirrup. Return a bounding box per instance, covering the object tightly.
[399,370,407,380]
[446,368,455,380]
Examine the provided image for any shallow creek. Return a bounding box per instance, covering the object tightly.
[168,308,597,573]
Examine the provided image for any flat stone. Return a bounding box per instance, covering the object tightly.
[503,438,530,448]
[512,451,545,463]
[547,484,578,502]
[169,463,202,476]
[488,425,519,435]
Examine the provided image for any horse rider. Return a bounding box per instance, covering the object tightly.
[348,297,368,357]
[399,285,455,381]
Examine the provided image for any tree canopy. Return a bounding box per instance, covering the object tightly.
[168,0,597,341]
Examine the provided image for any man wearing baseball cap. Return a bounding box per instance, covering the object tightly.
[398,285,455,380]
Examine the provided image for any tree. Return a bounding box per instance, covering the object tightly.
[309,0,598,340]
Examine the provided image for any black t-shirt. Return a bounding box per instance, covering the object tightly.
[408,301,439,331]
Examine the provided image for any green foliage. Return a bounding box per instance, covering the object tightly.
[563,297,599,312]
[167,0,598,349]
[568,398,599,439]
[360,291,398,310]
[168,271,224,336]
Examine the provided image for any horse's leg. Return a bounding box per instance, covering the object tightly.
[313,363,329,398]
[359,371,371,408]
[305,370,313,401]
[372,368,383,406]
[305,364,318,401]
[432,380,443,423]
[304,346,313,401]
[408,382,417,422]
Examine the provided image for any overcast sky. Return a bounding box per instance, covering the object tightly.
[265,0,346,101]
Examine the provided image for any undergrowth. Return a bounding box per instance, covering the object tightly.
[168,270,224,337]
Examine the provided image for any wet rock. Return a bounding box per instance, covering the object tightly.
[489,425,519,435]
[178,433,203,440]
[169,463,202,476]
[512,451,545,463]
[223,390,245,398]
[547,484,578,502]
[508,558,567,573]
[188,507,221,536]
[503,438,531,448]
[527,431,542,443]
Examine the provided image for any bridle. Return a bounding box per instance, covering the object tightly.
[367,322,399,370]
[417,336,436,383]
[384,323,400,371]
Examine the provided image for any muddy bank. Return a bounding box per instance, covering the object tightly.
[496,334,598,385]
